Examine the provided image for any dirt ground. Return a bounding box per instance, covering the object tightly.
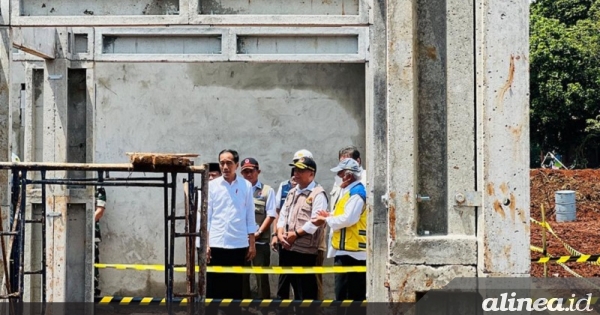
[530,169,600,277]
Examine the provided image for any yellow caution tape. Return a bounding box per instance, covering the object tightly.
[95,264,366,274]
[95,296,367,307]
[530,218,600,266]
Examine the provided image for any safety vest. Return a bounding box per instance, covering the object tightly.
[331,183,367,252]
[282,185,327,255]
[253,183,273,243]
[279,181,293,209]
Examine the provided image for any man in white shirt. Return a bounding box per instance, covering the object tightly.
[206,149,257,299]
[313,158,366,304]
[276,157,328,303]
[240,157,276,299]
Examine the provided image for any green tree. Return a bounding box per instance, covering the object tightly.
[530,0,600,167]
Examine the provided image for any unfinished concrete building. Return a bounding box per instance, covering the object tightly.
[0,0,530,303]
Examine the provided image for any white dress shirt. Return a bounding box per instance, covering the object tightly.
[207,175,257,249]
[276,181,328,235]
[326,180,366,260]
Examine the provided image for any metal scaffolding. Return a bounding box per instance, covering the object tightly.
[0,161,209,315]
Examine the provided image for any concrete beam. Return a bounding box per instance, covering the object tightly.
[388,265,476,302]
[390,236,477,265]
[12,27,56,60]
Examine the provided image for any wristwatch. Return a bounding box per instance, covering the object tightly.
[271,233,277,237]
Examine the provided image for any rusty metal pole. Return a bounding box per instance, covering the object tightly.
[197,165,209,314]
[541,204,548,278]
[184,172,198,315]
[17,172,27,315]
[40,170,47,314]
[163,172,171,312]
[168,172,177,315]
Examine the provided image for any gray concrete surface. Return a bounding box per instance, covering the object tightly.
[94,62,365,297]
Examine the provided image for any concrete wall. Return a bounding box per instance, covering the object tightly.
[94,62,365,297]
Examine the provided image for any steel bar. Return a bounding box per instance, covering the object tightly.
[41,170,47,313]
[198,164,209,306]
[168,172,177,314]
[0,232,18,236]
[19,171,27,303]
[37,177,166,182]
[0,162,206,173]
[175,233,200,238]
[0,204,12,300]
[186,173,198,314]
[25,220,43,224]
[24,270,43,275]
[9,170,20,297]
[174,292,199,298]
[27,180,172,188]
[163,173,170,313]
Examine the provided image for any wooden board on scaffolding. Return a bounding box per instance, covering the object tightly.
[126,153,199,170]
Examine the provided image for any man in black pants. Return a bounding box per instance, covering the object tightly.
[206,150,257,305]
[313,158,367,315]
[276,157,328,313]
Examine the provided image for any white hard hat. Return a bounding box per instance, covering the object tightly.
[293,149,313,161]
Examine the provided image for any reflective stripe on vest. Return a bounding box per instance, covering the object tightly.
[331,183,367,252]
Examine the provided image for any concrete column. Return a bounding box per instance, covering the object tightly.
[366,0,389,303]
[476,0,530,277]
[42,29,70,302]
[386,0,420,302]
[0,27,10,286]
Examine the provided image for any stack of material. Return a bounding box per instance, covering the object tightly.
[126,152,199,170]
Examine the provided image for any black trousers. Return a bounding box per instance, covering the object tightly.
[334,255,366,301]
[206,247,247,299]
[334,255,366,315]
[277,248,318,300]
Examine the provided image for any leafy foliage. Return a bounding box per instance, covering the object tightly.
[530,0,600,167]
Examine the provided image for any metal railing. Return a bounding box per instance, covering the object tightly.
[0,161,209,315]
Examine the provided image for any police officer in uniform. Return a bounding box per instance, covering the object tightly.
[94,187,107,297]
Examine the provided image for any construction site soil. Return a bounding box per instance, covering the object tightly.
[531,169,600,278]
